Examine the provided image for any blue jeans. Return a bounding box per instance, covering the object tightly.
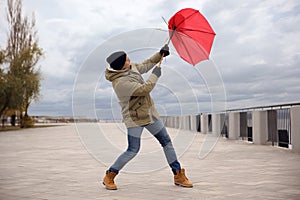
[109,119,181,174]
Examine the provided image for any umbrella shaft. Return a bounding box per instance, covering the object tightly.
[159,29,176,67]
[167,29,176,45]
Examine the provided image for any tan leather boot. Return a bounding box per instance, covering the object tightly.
[174,168,193,187]
[103,170,118,190]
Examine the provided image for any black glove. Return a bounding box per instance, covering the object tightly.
[152,66,161,78]
[159,44,170,57]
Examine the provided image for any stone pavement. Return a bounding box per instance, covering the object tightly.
[0,123,300,200]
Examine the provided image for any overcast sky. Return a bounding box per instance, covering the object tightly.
[1,0,299,118]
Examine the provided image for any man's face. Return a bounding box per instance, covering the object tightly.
[122,56,131,70]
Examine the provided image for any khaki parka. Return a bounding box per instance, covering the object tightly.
[105,52,162,128]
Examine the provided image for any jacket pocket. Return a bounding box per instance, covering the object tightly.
[129,97,149,120]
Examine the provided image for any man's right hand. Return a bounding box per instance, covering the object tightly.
[160,44,170,57]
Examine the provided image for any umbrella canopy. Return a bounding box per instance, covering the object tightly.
[168,8,216,66]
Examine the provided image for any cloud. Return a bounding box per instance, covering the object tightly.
[1,0,299,117]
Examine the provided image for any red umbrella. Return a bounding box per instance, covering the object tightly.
[167,8,216,66]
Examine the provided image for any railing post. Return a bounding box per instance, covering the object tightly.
[291,106,300,153]
[212,113,221,136]
[201,114,208,134]
[190,115,197,132]
[252,110,268,144]
[229,112,240,139]
[183,115,189,130]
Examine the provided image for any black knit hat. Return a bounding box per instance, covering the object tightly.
[106,51,127,70]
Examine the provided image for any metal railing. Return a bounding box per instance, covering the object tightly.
[162,102,299,149]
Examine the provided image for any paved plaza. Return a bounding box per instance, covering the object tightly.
[0,123,300,200]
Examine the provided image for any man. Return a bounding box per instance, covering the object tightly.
[103,45,193,190]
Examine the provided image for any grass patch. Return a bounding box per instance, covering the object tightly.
[0,126,21,132]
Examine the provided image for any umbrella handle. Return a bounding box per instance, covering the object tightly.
[157,53,164,67]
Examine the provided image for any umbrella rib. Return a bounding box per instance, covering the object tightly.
[174,32,195,65]
[195,40,209,60]
[179,28,216,35]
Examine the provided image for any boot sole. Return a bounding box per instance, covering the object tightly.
[102,182,117,190]
[174,182,193,188]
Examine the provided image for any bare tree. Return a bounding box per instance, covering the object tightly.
[0,0,43,127]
